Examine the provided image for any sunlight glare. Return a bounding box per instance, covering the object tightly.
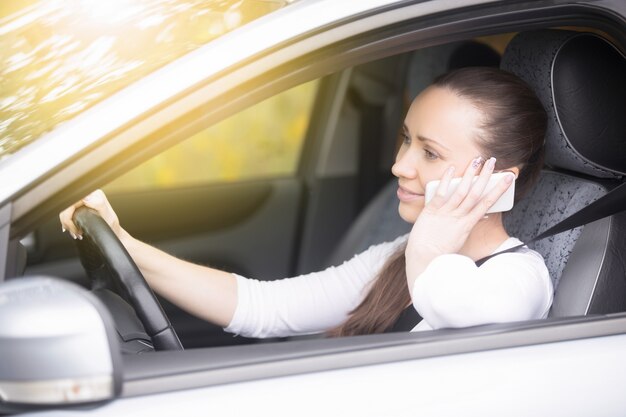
[74,0,143,25]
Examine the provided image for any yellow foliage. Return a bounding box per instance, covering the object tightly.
[107,80,318,193]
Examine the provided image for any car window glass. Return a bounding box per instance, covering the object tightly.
[0,0,292,161]
[105,80,318,192]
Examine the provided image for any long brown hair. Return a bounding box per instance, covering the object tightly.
[328,67,547,337]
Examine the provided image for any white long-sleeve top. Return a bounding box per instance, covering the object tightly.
[224,235,553,338]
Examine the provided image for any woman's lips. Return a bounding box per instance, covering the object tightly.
[397,185,424,202]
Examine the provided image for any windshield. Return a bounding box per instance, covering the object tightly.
[0,0,293,161]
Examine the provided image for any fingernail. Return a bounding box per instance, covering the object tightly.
[487,157,496,169]
[504,173,514,183]
[70,232,77,240]
[447,165,455,175]
[471,157,484,169]
[62,227,66,233]
[78,234,83,240]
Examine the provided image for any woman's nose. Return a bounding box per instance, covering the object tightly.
[392,148,419,179]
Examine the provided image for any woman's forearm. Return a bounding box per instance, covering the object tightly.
[119,229,238,327]
[405,242,438,298]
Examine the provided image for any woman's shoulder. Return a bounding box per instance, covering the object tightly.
[485,236,554,314]
[485,236,552,284]
[497,237,544,261]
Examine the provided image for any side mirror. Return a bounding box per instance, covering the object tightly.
[0,276,121,412]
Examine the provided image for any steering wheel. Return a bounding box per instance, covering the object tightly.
[73,206,183,351]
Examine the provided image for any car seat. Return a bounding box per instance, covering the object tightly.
[328,30,626,318]
[500,30,626,317]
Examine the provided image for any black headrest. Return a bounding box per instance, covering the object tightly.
[407,40,500,100]
[501,30,626,178]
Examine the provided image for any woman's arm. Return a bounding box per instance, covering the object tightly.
[119,232,237,327]
[404,158,536,329]
[225,235,408,338]
[59,190,237,327]
[411,250,553,329]
[60,190,405,335]
[405,158,515,295]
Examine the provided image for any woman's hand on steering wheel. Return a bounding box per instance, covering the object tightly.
[59,189,124,241]
[59,190,183,351]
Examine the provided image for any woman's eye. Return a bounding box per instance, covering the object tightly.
[424,148,438,160]
[402,133,411,145]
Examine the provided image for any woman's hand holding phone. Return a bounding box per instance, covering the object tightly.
[404,157,515,293]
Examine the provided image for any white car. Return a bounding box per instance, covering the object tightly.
[1,0,625,415]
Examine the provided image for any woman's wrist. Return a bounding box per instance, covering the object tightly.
[406,242,442,267]
[118,228,137,251]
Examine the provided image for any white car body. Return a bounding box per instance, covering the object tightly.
[1,0,625,415]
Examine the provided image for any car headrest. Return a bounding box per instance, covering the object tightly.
[407,40,500,100]
[501,30,626,178]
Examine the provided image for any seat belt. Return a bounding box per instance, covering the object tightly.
[476,179,626,266]
[388,179,626,332]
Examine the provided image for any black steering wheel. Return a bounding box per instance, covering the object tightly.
[74,206,183,351]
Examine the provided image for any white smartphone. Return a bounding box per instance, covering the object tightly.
[424,172,516,214]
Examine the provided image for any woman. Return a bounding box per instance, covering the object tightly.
[60,67,553,338]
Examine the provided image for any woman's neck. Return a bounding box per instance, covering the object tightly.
[458,213,511,261]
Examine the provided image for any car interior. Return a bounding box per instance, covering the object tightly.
[12,24,626,353]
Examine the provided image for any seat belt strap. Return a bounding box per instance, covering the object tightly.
[476,180,626,267]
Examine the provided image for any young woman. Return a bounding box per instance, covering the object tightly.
[60,67,553,338]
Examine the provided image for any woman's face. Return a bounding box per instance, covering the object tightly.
[392,86,486,223]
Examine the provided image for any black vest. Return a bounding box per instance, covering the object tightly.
[387,305,422,332]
